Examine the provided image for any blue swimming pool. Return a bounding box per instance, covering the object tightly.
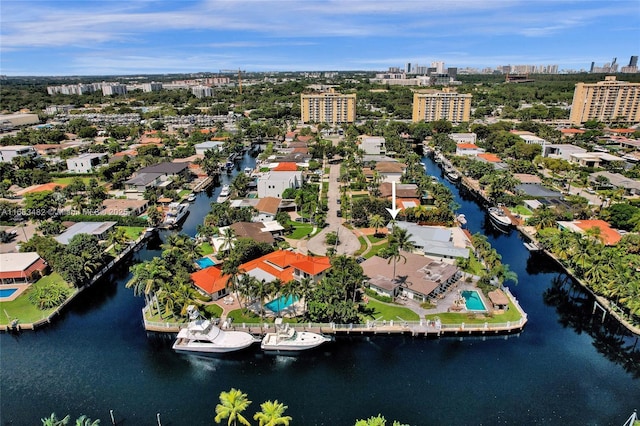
[195,257,216,268]
[265,295,299,313]
[462,290,487,311]
[0,288,18,299]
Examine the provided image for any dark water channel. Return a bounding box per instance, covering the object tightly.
[1,153,638,425]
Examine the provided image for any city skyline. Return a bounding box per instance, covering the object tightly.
[1,0,639,76]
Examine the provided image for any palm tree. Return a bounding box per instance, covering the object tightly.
[368,214,386,236]
[41,413,70,426]
[126,258,171,314]
[253,400,292,426]
[214,388,252,426]
[74,415,100,426]
[387,225,415,282]
[297,277,314,315]
[220,227,237,255]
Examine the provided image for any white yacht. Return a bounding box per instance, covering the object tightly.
[261,319,331,355]
[216,185,231,203]
[173,307,258,355]
[186,193,196,202]
[488,206,512,231]
[163,202,190,227]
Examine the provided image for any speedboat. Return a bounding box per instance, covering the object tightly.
[187,193,196,202]
[216,185,231,203]
[488,206,512,231]
[261,319,331,355]
[444,170,460,183]
[173,306,258,355]
[163,202,190,227]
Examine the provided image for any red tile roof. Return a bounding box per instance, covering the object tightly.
[240,250,331,282]
[23,182,67,194]
[560,128,585,134]
[477,153,502,163]
[190,266,229,295]
[274,162,298,171]
[456,143,479,149]
[574,220,621,246]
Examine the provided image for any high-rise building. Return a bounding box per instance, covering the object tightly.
[102,84,127,96]
[569,76,640,125]
[630,56,639,67]
[431,61,445,74]
[406,63,412,74]
[412,89,472,123]
[301,90,356,124]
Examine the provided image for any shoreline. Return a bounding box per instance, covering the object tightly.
[435,154,640,337]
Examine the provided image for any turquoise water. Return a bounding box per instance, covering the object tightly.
[195,257,215,268]
[0,288,17,299]
[265,295,298,313]
[462,290,487,311]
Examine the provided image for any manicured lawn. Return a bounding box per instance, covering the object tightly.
[288,222,314,239]
[425,300,522,325]
[200,242,214,255]
[366,234,387,244]
[227,308,271,323]
[0,273,74,326]
[353,236,368,256]
[118,226,145,241]
[178,189,191,198]
[364,299,420,321]
[52,177,95,185]
[511,205,533,216]
[364,242,388,259]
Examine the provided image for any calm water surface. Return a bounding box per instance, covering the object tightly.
[1,153,638,425]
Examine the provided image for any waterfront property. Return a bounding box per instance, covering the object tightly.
[195,257,216,269]
[54,221,117,245]
[265,295,299,314]
[0,252,48,285]
[461,290,487,312]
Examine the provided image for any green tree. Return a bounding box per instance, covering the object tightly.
[253,400,292,426]
[214,388,252,426]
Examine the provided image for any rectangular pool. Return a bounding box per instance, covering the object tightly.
[195,257,216,268]
[0,288,18,300]
[462,290,487,311]
[265,295,299,313]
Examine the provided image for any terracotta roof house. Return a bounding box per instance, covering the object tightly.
[274,162,299,171]
[477,153,502,163]
[0,252,48,285]
[361,252,460,302]
[455,143,483,157]
[190,266,229,300]
[557,219,622,246]
[240,250,331,284]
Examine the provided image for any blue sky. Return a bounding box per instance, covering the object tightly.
[1,0,639,76]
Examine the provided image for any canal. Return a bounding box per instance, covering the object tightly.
[0,152,638,425]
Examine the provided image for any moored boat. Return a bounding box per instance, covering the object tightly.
[216,185,231,203]
[173,306,258,355]
[487,206,512,231]
[445,170,460,183]
[163,202,190,227]
[261,319,331,355]
[186,193,196,202]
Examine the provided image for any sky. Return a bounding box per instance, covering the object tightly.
[1,0,639,76]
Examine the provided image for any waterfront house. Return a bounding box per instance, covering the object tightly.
[257,171,302,198]
[66,153,108,173]
[0,252,48,285]
[590,171,640,195]
[240,250,331,285]
[55,221,117,244]
[455,143,483,157]
[557,219,622,246]
[361,252,461,302]
[227,222,275,245]
[371,161,407,183]
[389,221,470,260]
[359,136,386,155]
[190,266,228,300]
[449,133,477,144]
[254,197,281,222]
[194,141,224,155]
[124,162,190,193]
[100,199,149,216]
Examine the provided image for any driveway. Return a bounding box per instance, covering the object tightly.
[306,162,361,256]
[0,222,37,254]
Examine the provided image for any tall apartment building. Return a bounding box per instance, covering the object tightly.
[142,82,163,92]
[569,76,640,125]
[300,90,356,124]
[102,84,127,96]
[411,89,472,123]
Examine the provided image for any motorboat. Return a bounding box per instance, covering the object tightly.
[244,167,253,174]
[488,206,512,231]
[163,202,190,227]
[173,306,258,355]
[261,319,331,355]
[444,170,460,183]
[186,193,196,202]
[216,185,231,203]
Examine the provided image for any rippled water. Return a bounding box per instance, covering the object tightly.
[1,152,638,425]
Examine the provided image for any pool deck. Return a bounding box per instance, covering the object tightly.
[0,284,31,302]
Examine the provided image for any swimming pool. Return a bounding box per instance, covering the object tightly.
[0,288,18,299]
[195,257,216,268]
[461,290,487,311]
[265,295,299,313]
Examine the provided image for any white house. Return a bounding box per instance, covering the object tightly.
[360,136,386,155]
[450,133,477,144]
[0,145,38,163]
[66,153,108,173]
[455,143,483,157]
[257,171,302,198]
[194,141,224,156]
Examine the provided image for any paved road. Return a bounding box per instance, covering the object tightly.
[306,162,361,256]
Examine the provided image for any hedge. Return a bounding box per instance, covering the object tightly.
[58,214,148,227]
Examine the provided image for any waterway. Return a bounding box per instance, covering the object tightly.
[1,152,638,425]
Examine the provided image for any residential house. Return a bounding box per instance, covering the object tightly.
[544,144,587,161]
[455,143,483,157]
[557,219,621,246]
[124,162,190,193]
[0,252,48,285]
[66,153,108,173]
[257,171,302,198]
[0,145,38,163]
[100,199,149,216]
[450,133,477,144]
[390,221,470,260]
[254,197,281,222]
[194,141,224,155]
[190,266,229,300]
[590,171,640,195]
[361,252,460,302]
[55,221,117,244]
[373,161,406,183]
[359,136,386,155]
[240,250,331,285]
[569,152,625,168]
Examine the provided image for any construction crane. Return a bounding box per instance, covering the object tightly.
[219,68,246,94]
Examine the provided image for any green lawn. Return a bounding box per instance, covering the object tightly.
[364,242,388,259]
[199,242,214,255]
[52,177,95,185]
[425,300,522,325]
[0,273,74,326]
[353,236,368,256]
[366,234,387,244]
[178,189,191,198]
[511,205,533,216]
[364,299,420,321]
[227,308,271,323]
[118,226,145,241]
[288,222,314,239]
